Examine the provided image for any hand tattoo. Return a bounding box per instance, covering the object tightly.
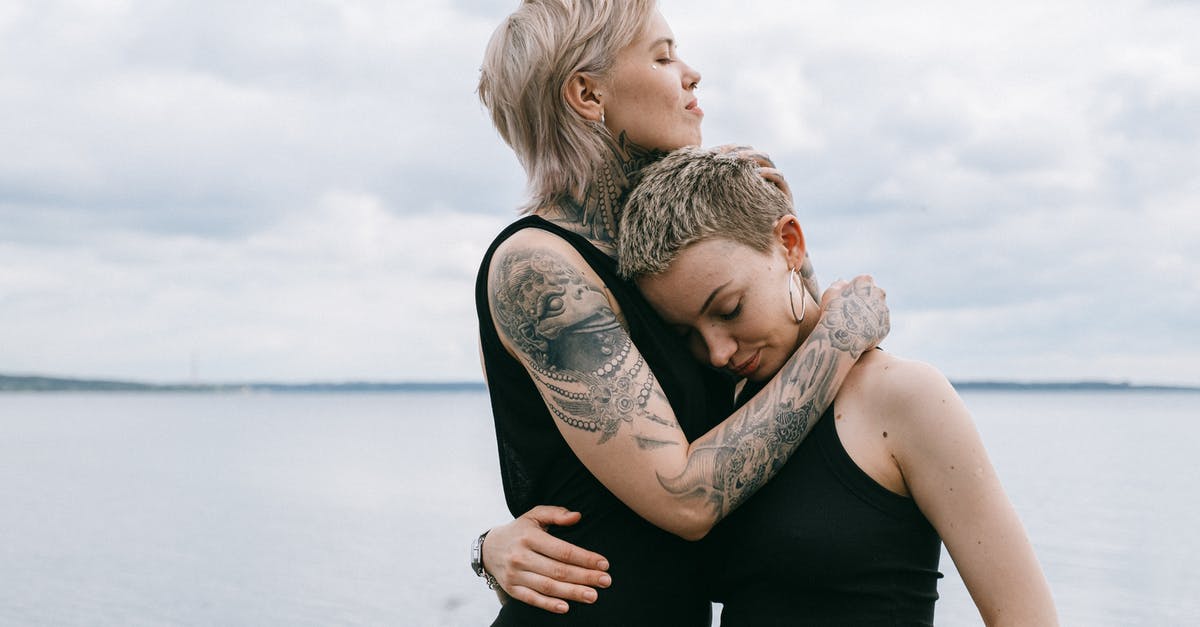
[821,277,890,357]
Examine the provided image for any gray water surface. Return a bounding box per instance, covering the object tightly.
[1,391,1197,626]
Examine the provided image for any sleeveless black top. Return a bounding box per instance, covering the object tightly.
[706,398,944,626]
[476,215,733,626]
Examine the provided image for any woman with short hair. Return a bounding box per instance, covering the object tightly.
[614,147,1057,625]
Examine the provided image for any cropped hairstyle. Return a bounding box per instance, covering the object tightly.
[478,0,656,212]
[619,146,794,279]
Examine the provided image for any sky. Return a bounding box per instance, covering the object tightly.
[1,0,1197,386]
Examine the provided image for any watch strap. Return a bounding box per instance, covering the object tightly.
[471,531,500,590]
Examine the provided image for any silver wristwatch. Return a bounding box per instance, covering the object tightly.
[471,531,500,590]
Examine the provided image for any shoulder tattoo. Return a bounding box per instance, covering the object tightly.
[490,247,673,443]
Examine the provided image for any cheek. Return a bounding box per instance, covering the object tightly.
[687,334,707,362]
[615,71,676,113]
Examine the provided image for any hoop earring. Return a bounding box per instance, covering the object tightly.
[788,268,807,325]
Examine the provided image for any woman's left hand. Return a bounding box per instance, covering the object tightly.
[482,506,612,614]
[712,144,793,205]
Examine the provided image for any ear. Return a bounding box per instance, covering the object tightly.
[564,72,605,122]
[774,215,806,270]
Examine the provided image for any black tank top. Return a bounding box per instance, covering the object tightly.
[476,215,733,626]
[706,400,944,626]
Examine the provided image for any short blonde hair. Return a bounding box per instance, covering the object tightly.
[478,0,657,212]
[618,147,793,279]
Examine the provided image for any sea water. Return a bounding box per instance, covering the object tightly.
[0,390,1197,626]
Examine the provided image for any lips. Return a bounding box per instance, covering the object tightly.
[728,351,760,379]
[685,99,703,117]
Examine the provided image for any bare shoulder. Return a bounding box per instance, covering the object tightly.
[864,352,954,405]
[849,350,952,404]
[486,227,616,314]
[490,225,584,269]
[850,351,969,444]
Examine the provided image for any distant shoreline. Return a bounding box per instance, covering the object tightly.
[2,374,1197,394]
[0,375,486,394]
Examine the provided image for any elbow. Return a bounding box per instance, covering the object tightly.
[660,505,716,542]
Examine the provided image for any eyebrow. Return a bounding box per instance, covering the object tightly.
[648,37,674,51]
[698,280,732,317]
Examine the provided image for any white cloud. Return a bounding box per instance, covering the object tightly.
[0,191,507,381]
[1,0,1197,384]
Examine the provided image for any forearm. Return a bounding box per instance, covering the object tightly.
[663,319,870,537]
[490,238,886,540]
[799,252,821,302]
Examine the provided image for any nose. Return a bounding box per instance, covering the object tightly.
[681,60,701,91]
[692,326,735,369]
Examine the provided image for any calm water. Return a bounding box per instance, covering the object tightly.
[1,390,1197,626]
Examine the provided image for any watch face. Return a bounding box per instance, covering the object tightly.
[471,533,485,575]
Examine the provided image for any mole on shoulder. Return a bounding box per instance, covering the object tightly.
[882,431,888,438]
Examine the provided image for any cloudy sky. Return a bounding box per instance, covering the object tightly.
[1,0,1197,385]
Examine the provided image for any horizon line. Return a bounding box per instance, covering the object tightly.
[2,372,1198,393]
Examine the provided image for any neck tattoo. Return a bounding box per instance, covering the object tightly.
[552,132,665,253]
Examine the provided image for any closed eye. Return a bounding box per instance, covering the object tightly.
[719,302,742,321]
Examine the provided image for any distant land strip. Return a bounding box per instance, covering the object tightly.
[1,374,1198,393]
[0,374,485,393]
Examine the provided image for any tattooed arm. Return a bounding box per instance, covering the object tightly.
[488,230,888,540]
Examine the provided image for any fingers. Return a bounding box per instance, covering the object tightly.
[712,143,753,155]
[819,275,890,351]
[756,166,793,203]
[743,151,776,168]
[522,505,583,528]
[822,275,885,303]
[711,144,777,168]
[527,532,610,575]
[507,554,610,601]
[501,533,612,613]
[821,278,850,309]
[851,274,885,300]
[505,584,572,614]
[483,508,614,613]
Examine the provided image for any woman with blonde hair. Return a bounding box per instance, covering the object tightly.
[472,0,888,624]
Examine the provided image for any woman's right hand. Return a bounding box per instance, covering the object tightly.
[820,275,890,354]
[482,506,612,614]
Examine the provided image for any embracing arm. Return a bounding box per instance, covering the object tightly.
[888,362,1057,626]
[487,230,887,540]
[479,506,612,613]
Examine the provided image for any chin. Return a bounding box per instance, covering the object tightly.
[668,128,702,151]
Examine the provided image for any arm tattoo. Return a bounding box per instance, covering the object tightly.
[490,247,675,443]
[635,436,680,451]
[656,281,886,519]
[799,252,821,302]
[656,332,837,516]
